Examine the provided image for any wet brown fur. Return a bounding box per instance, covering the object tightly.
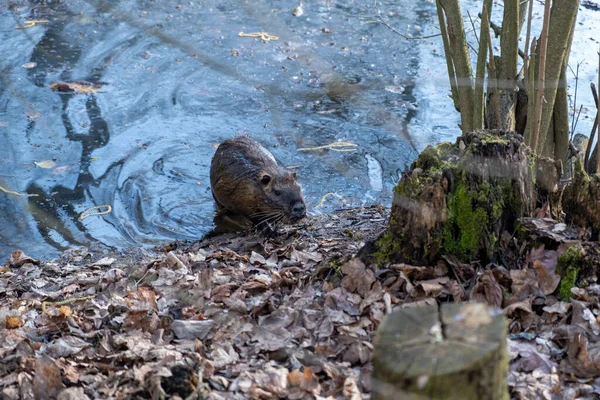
[210,136,305,231]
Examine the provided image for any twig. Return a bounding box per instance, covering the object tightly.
[297,141,358,152]
[238,32,278,42]
[595,50,600,173]
[374,1,441,40]
[0,184,38,197]
[42,295,95,315]
[467,11,479,45]
[584,82,599,170]
[480,14,527,60]
[315,193,337,209]
[571,104,583,140]
[569,62,581,140]
[15,19,49,29]
[79,205,112,220]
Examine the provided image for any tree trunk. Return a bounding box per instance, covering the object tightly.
[372,302,509,400]
[498,0,519,131]
[438,0,474,134]
[533,0,580,153]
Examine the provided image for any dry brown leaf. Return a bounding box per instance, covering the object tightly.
[341,258,375,297]
[33,356,65,400]
[249,251,267,265]
[411,277,449,297]
[126,287,159,311]
[6,250,40,267]
[470,270,503,308]
[450,280,467,302]
[5,315,23,329]
[561,333,600,378]
[170,320,215,340]
[503,301,533,315]
[59,306,73,317]
[288,367,321,395]
[532,260,560,295]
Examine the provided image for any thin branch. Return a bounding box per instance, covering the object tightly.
[523,0,534,73]
[569,62,581,139]
[584,82,598,170]
[480,14,527,59]
[374,1,442,40]
[467,11,479,45]
[595,50,600,173]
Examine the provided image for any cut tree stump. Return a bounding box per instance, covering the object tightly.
[372,302,509,400]
[374,130,544,265]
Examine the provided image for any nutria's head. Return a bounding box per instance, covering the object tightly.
[251,167,306,226]
[210,135,307,230]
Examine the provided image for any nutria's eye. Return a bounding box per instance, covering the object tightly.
[261,175,271,185]
[292,172,297,180]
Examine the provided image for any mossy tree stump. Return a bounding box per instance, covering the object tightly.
[372,302,509,400]
[563,160,600,240]
[375,130,557,265]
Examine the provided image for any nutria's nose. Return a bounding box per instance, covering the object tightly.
[291,201,306,219]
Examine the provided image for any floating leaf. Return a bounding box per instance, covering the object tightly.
[34,160,57,169]
[50,81,107,93]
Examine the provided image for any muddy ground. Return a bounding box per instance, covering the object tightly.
[1,205,600,399]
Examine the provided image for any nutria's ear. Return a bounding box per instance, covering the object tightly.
[260,174,272,185]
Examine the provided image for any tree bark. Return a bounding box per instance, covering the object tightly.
[436,0,460,112]
[535,0,580,153]
[438,0,474,134]
[373,302,509,400]
[497,0,519,131]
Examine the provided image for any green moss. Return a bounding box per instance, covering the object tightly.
[557,246,583,300]
[414,142,453,171]
[443,183,488,258]
[374,231,403,265]
[417,145,443,170]
[477,131,512,145]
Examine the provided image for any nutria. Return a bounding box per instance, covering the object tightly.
[209,136,306,234]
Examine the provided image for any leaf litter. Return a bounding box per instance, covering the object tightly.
[1,206,600,398]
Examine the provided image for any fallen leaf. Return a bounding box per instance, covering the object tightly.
[50,81,106,93]
[470,270,503,307]
[341,258,375,297]
[532,260,560,295]
[6,250,40,267]
[5,316,23,329]
[561,333,600,378]
[33,356,65,400]
[288,367,321,395]
[171,320,215,340]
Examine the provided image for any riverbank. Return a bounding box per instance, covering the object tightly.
[1,205,599,399]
